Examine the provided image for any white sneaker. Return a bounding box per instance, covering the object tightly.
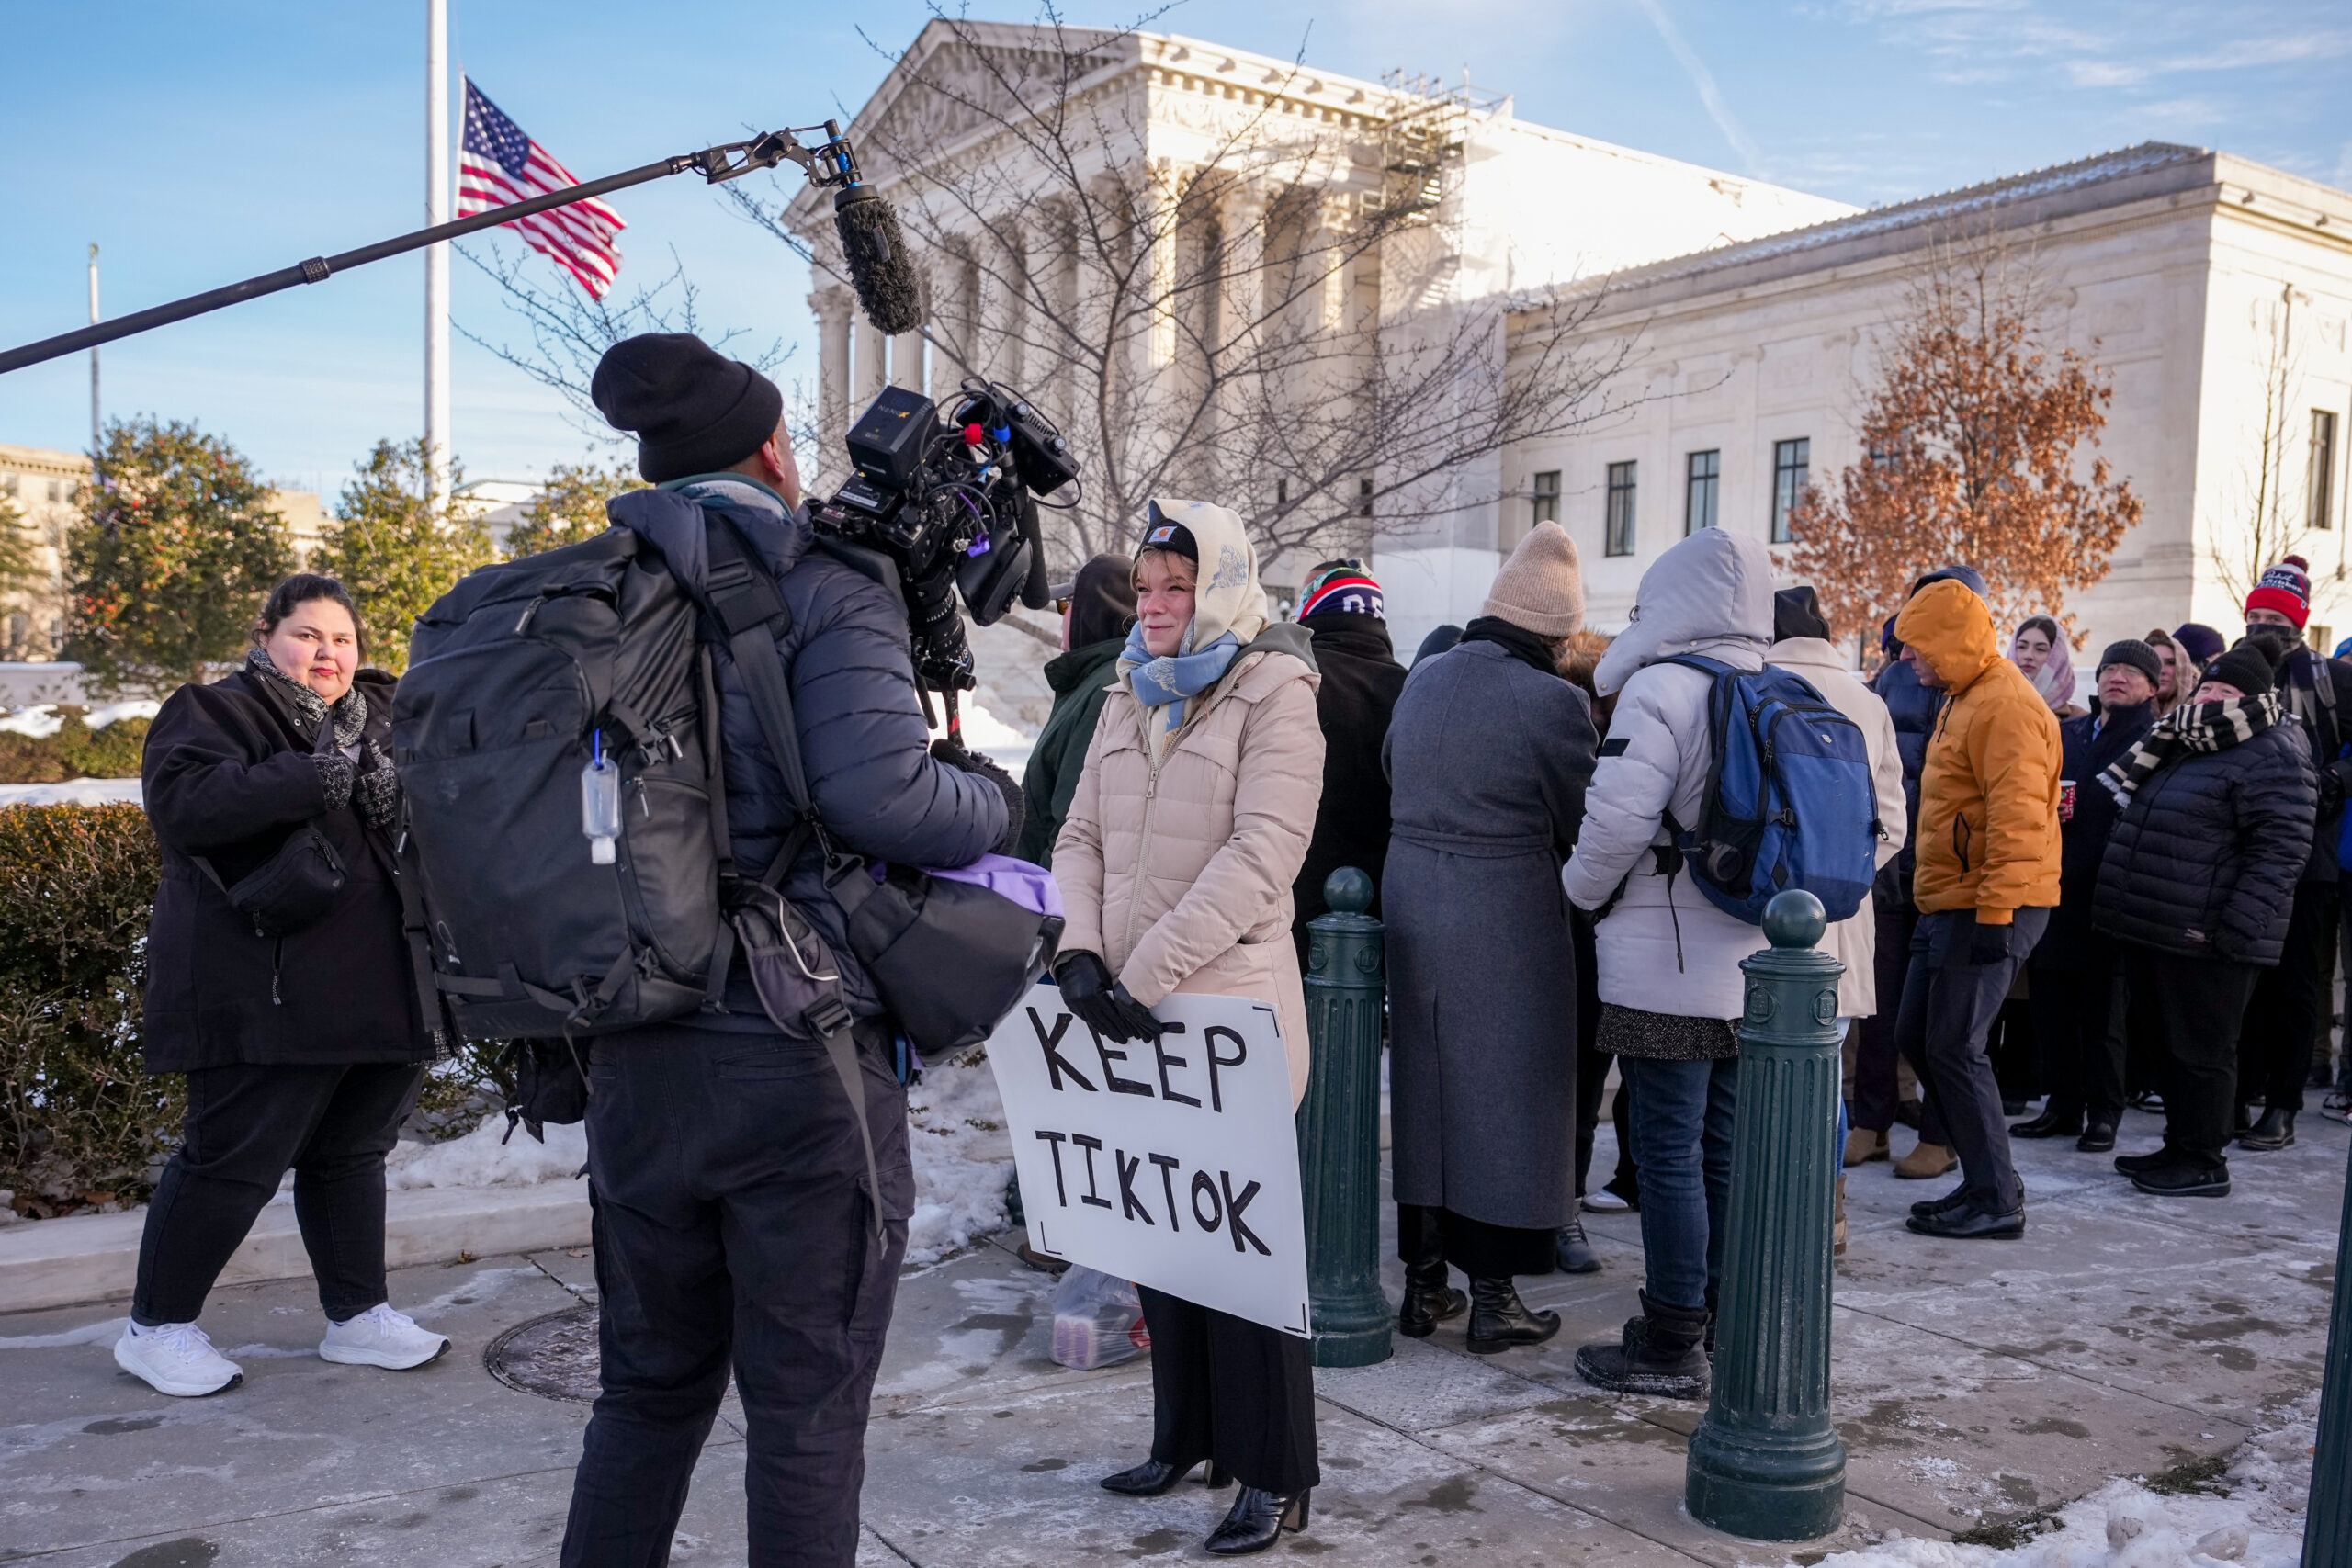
[319,1303,451,1370]
[114,1319,243,1397]
[1582,1189,1632,1213]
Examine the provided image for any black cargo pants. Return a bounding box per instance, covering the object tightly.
[561,1018,910,1568]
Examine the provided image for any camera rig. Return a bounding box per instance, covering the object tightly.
[808,379,1078,738]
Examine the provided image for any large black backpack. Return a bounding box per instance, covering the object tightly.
[391,525,729,1041]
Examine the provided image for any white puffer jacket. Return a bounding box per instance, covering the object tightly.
[1562,529,1776,1021]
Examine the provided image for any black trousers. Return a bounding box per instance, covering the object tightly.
[1894,909,2048,1210]
[132,1060,424,1326]
[2124,946,2260,1168]
[1854,893,1945,1144]
[2239,880,2337,1112]
[2028,939,2126,1122]
[1396,1201,1555,1280]
[1137,1286,1319,1495]
[562,1021,910,1568]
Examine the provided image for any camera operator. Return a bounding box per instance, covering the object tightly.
[563,333,1014,1568]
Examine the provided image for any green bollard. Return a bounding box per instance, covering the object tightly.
[2304,1138,2352,1568]
[1686,888,1848,1540]
[1298,866,1392,1369]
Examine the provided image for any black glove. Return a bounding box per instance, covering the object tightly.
[1966,918,2010,966]
[1052,949,1163,1043]
[932,737,1026,856]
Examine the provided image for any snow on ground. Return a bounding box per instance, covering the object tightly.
[384,1114,588,1189]
[927,684,1037,773]
[903,1055,1015,1267]
[0,778,142,807]
[0,700,156,737]
[1789,1393,2318,1568]
[368,1057,1013,1268]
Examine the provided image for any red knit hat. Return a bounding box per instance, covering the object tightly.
[2246,556,2312,628]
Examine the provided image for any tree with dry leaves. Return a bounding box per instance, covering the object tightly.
[1789,232,2141,644]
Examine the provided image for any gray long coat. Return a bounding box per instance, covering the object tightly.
[1384,638,1598,1231]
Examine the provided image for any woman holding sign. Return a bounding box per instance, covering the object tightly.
[1051,499,1326,1556]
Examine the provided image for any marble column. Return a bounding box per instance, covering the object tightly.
[851,310,888,413]
[812,287,854,485]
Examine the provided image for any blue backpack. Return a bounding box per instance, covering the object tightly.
[1657,655,1880,924]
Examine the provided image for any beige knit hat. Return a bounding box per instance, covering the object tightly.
[1482,522,1585,637]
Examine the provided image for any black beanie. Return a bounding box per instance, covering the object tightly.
[2206,641,2276,697]
[591,333,785,483]
[1066,554,1139,650]
[2096,639,2162,690]
[1773,586,1831,644]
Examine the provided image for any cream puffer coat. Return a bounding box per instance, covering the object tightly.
[1053,626,1326,1106]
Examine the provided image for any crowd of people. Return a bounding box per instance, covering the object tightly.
[102,331,2352,1565]
[1020,528,2352,1427]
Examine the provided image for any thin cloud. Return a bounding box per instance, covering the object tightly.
[1632,0,1763,175]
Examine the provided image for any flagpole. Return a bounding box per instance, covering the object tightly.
[86,244,100,462]
[424,0,451,513]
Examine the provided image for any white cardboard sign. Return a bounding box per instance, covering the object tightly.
[985,986,1312,1337]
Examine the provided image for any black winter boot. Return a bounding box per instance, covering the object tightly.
[1464,1278,1560,1354]
[1397,1223,1465,1340]
[2238,1108,2296,1151]
[1574,1292,1712,1398]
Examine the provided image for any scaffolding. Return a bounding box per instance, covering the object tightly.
[1374,69,1505,221]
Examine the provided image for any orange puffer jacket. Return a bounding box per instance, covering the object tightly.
[1893,580,2063,923]
[1053,631,1325,1106]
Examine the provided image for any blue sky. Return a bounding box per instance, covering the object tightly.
[0,1,2344,500]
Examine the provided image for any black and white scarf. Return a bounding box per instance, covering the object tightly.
[243,648,398,829]
[2098,692,2283,805]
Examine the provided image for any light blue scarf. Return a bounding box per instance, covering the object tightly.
[1121,622,1239,739]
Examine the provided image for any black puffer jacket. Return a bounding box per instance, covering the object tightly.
[608,486,1006,1025]
[1292,610,1408,945]
[141,667,433,1072]
[2091,720,2316,964]
[1871,655,1941,901]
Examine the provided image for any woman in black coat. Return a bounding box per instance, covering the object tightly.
[2013,641,2163,1152]
[2090,643,2316,1200]
[116,574,448,1398]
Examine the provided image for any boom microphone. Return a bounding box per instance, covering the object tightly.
[835,187,924,337]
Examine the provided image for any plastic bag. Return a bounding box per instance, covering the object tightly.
[1049,1266,1149,1369]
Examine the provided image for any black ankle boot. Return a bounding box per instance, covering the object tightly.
[1555,1214,1601,1275]
[1100,1457,1229,1496]
[1397,1221,1465,1338]
[1465,1277,1560,1354]
[2009,1104,2083,1138]
[2238,1108,2297,1151]
[1573,1291,1712,1398]
[1204,1486,1310,1555]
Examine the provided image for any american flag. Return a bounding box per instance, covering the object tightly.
[458,79,625,299]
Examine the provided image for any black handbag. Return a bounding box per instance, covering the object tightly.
[195,824,347,938]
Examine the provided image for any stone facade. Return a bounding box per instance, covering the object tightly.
[1499,146,2352,667]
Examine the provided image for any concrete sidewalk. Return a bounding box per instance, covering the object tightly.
[0,1104,2338,1566]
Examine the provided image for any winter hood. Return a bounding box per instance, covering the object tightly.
[606,483,812,592]
[1593,528,1774,698]
[1894,578,2004,694]
[1148,497,1270,650]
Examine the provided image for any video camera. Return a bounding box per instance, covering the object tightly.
[809,378,1079,715]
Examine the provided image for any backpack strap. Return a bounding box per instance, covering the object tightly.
[697,510,886,1238]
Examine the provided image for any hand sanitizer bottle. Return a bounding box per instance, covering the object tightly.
[582,734,621,865]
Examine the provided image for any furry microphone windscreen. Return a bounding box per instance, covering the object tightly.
[835,190,924,337]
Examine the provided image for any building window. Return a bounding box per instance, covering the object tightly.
[46,479,62,504]
[1605,461,1637,557]
[2312,411,2339,531]
[1531,470,1560,528]
[1685,449,1719,535]
[1358,478,1373,518]
[1276,478,1289,507]
[1770,437,1810,544]
[1,474,16,499]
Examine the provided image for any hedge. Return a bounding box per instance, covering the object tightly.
[0,710,152,784]
[0,804,503,1218]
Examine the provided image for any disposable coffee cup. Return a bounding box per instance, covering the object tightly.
[2058,778,2076,823]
